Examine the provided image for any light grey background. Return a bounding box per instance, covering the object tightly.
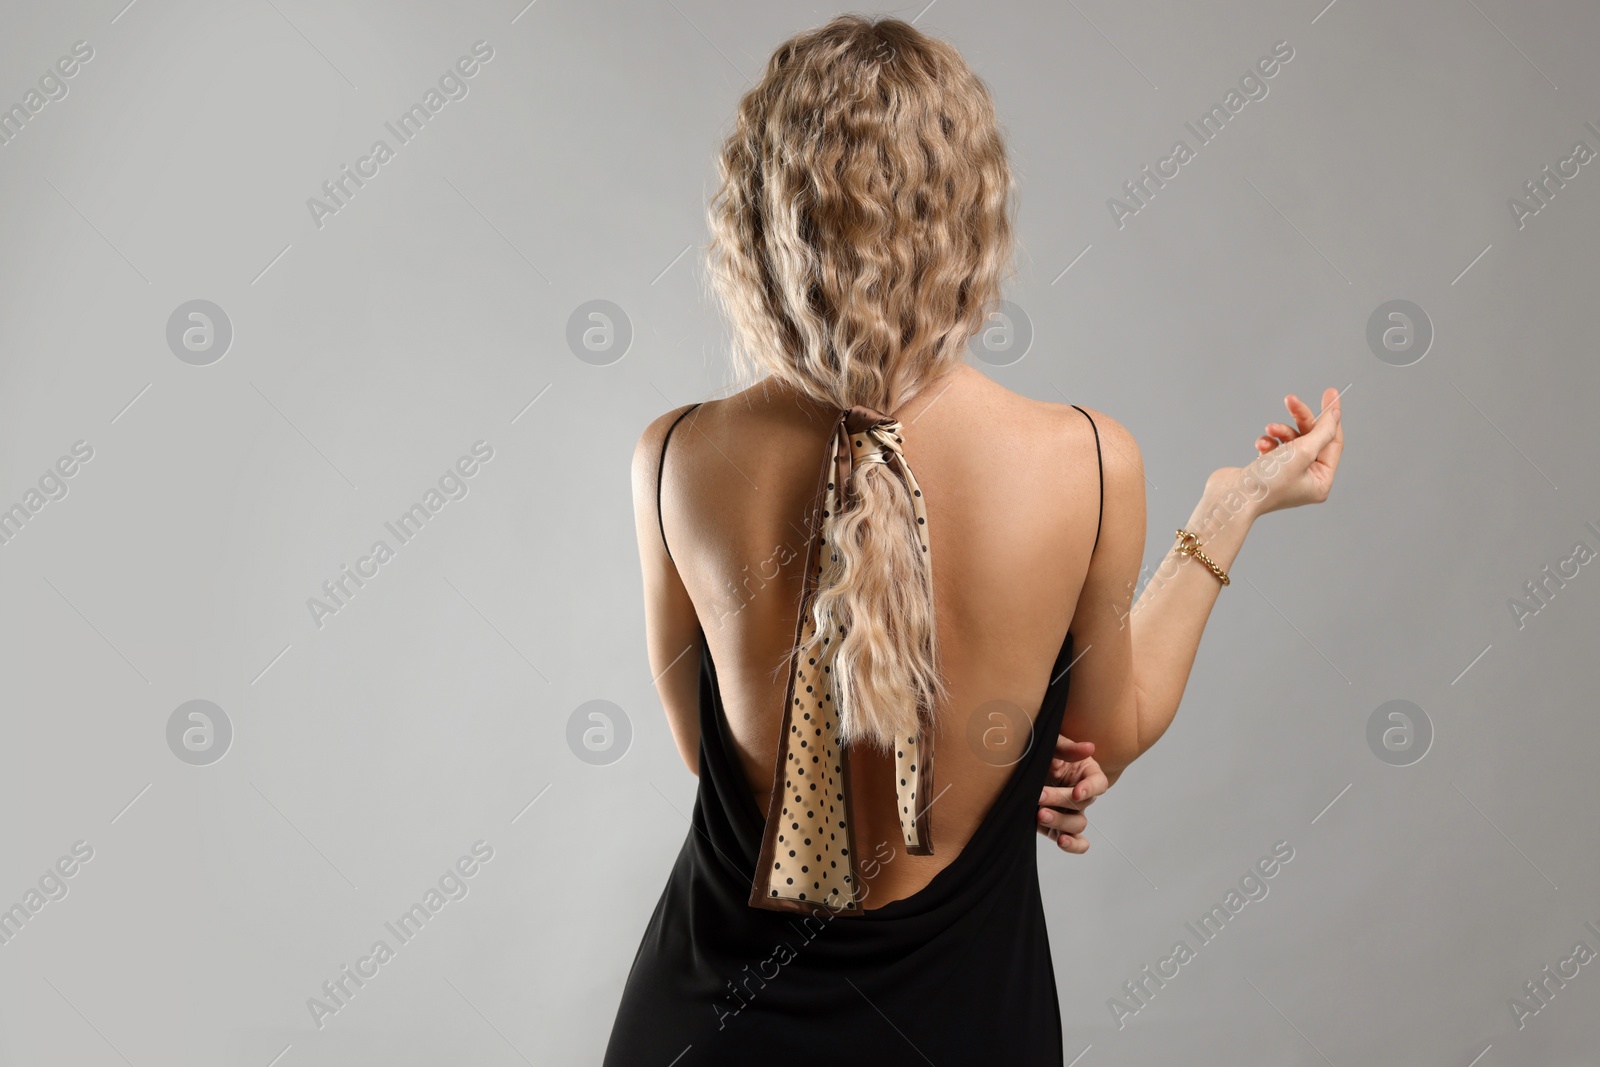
[1,1,1595,1065]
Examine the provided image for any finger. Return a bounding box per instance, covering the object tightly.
[1054,736,1094,760]
[1047,760,1108,801]
[1320,445,1344,486]
[1258,425,1296,455]
[1295,395,1341,458]
[1040,785,1087,809]
[1056,832,1089,855]
[1043,756,1106,795]
[1049,741,1097,783]
[1285,393,1317,434]
[1074,766,1109,802]
[1037,807,1088,835]
[1317,424,1344,477]
[1044,793,1096,812]
[1318,388,1345,472]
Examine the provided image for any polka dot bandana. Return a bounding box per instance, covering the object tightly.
[748,405,936,915]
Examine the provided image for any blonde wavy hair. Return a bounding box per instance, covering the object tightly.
[704,15,1017,751]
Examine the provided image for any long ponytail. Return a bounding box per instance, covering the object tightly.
[800,422,943,751]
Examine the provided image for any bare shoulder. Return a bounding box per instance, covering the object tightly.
[630,380,822,488]
[1055,403,1141,482]
[631,402,705,497]
[997,383,1141,483]
[1010,395,1145,526]
[633,401,704,464]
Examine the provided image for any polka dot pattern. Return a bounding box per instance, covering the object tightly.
[751,406,936,913]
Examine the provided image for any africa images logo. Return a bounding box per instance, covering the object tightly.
[1107,39,1295,229]
[305,841,495,1029]
[306,41,495,229]
[306,441,495,629]
[0,40,94,149]
[1108,841,1296,1029]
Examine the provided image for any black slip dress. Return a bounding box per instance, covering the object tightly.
[603,402,1103,1067]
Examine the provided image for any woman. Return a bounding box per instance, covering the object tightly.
[606,15,1343,1065]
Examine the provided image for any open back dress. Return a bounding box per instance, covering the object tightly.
[604,400,1103,1067]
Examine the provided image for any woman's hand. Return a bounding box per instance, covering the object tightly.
[1037,737,1109,854]
[1210,387,1344,517]
[1254,386,1343,513]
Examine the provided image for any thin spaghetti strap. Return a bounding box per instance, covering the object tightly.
[1071,404,1103,555]
[656,403,702,563]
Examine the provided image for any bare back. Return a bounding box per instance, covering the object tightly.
[655,362,1104,907]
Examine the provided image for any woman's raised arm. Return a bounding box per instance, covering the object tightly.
[1061,388,1344,784]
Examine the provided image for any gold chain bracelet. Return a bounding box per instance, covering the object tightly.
[1174,529,1231,586]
